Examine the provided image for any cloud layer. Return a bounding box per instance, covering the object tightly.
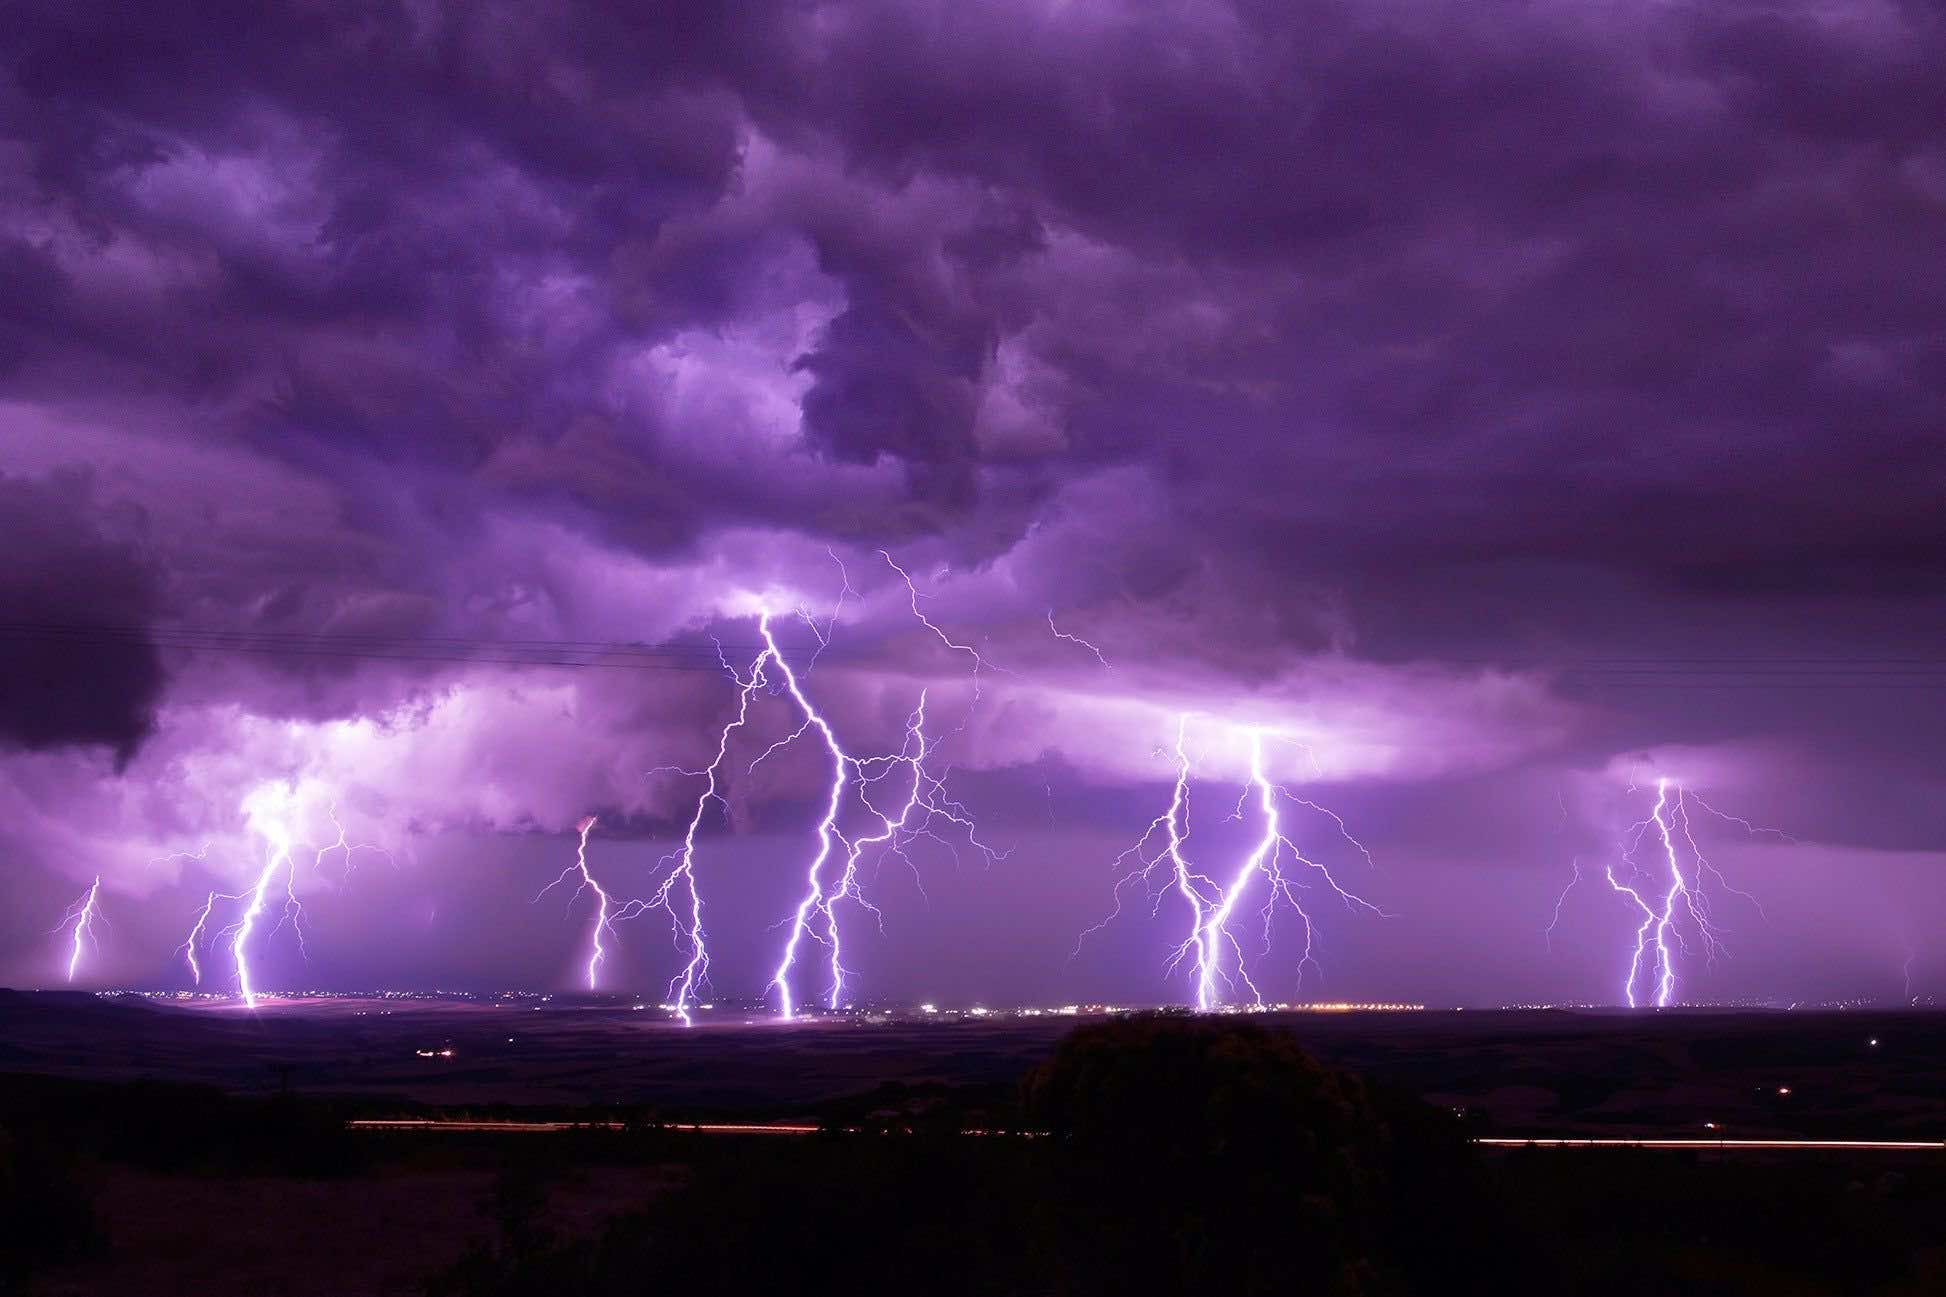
[4,1,1944,1003]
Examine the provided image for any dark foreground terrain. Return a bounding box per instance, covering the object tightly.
[3,990,1941,1136]
[3,992,1943,1295]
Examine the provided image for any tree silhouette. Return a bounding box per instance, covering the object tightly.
[1026,1015,1405,1293]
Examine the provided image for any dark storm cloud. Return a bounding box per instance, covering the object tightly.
[2,0,1940,697]
[5,1,1945,998]
[0,471,165,766]
[723,1,1946,606]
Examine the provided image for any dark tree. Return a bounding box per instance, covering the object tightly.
[1025,1015,1408,1293]
[431,1017,1519,1297]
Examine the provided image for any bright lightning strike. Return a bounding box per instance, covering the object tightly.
[174,787,382,1004]
[624,554,1003,1024]
[55,877,106,983]
[1079,715,1384,1009]
[227,791,308,1008]
[534,815,644,991]
[1559,776,1779,1008]
[741,583,1004,1019]
[179,889,232,987]
[643,642,771,1024]
[760,610,858,1020]
[1073,716,1205,967]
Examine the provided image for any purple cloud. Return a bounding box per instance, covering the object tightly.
[3,1,1943,1003]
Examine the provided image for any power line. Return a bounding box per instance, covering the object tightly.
[8,622,1946,688]
[0,622,784,673]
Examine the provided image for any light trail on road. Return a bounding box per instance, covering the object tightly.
[347,1119,821,1135]
[1474,1137,1944,1151]
[345,1120,1942,1150]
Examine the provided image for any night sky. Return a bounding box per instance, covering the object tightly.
[4,1,1943,1007]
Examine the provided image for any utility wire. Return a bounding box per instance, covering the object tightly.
[7,623,1946,687]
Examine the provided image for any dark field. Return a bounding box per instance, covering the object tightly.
[3,992,1943,1296]
[3,991,1941,1136]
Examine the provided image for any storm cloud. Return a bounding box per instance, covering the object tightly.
[3,1,1943,1003]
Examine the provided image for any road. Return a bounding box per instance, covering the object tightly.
[1474,1137,1944,1151]
[348,1118,820,1134]
[346,1120,1944,1150]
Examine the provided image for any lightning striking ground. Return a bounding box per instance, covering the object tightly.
[759,610,860,1020]
[644,641,771,1024]
[227,793,308,1008]
[174,787,384,1003]
[760,577,1008,1016]
[1073,716,1205,964]
[732,572,1010,1015]
[56,877,106,982]
[534,816,645,991]
[1558,777,1780,1008]
[583,557,1003,1023]
[179,888,231,987]
[1079,715,1383,1009]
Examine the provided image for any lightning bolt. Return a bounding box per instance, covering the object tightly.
[1602,862,1665,1010]
[642,641,771,1024]
[754,585,1004,1018]
[313,803,392,880]
[150,844,211,871]
[157,846,223,986]
[534,816,643,991]
[174,786,380,1003]
[1079,715,1382,1009]
[880,551,1005,706]
[631,560,1004,1022]
[55,877,106,983]
[1191,729,1386,1008]
[797,547,857,673]
[760,611,856,1020]
[1544,857,1586,954]
[1046,610,1110,668]
[227,794,307,1008]
[1073,716,1205,964]
[1568,776,1775,1008]
[179,889,231,986]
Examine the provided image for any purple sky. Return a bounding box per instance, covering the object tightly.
[4,1,1942,1006]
